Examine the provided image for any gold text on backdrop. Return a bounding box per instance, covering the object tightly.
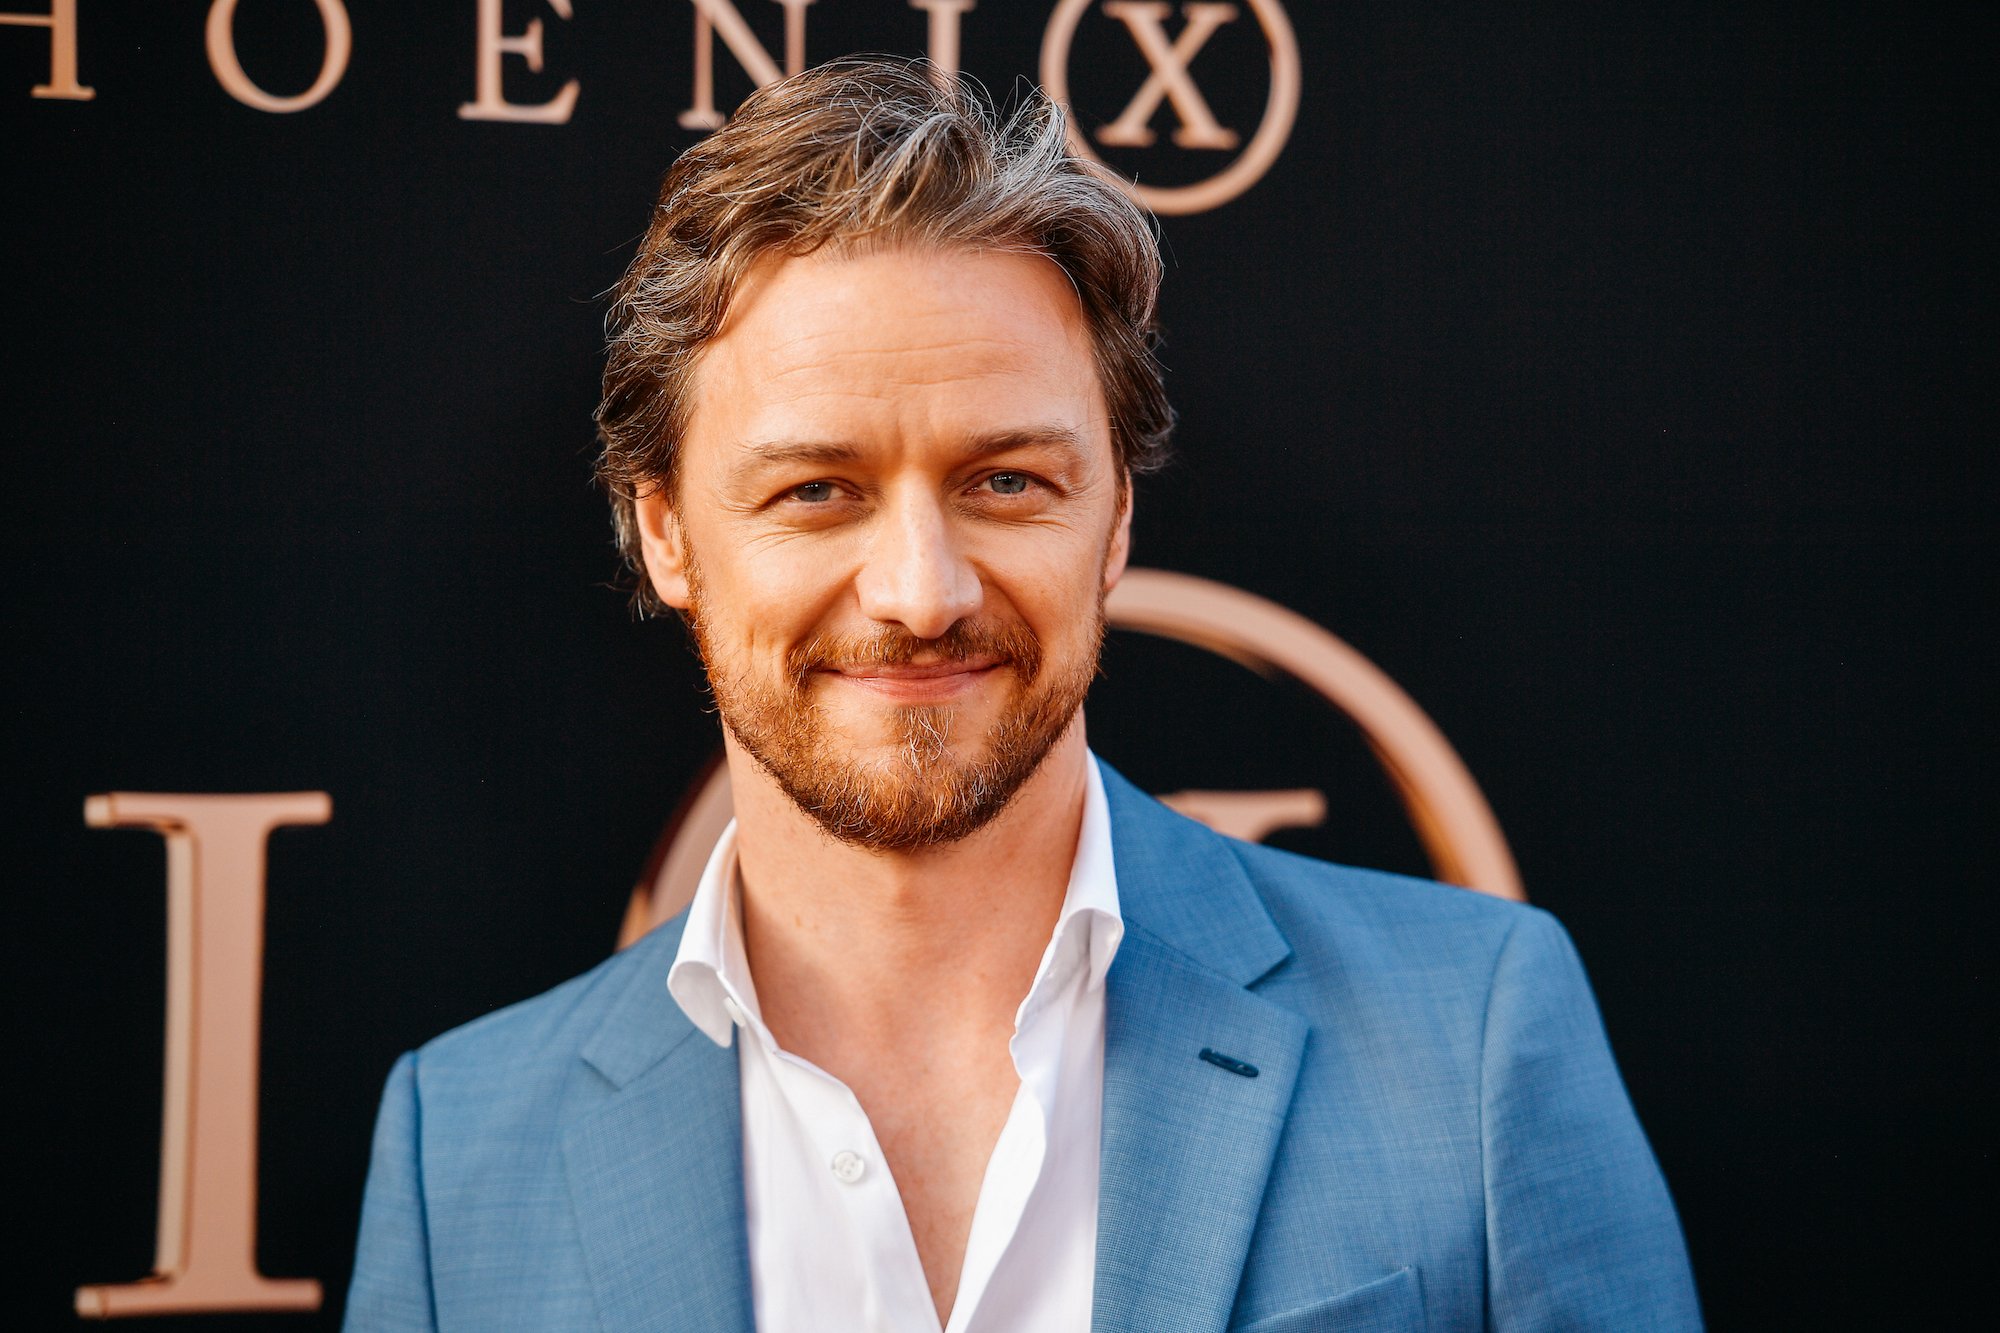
[11,2,1298,214]
[0,0,92,98]
[680,0,816,130]
[76,794,329,1319]
[205,0,351,114]
[1095,2,1241,149]
[909,0,975,82]
[1041,0,1299,214]
[460,0,579,123]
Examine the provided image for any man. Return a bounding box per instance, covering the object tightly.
[346,59,1701,1332]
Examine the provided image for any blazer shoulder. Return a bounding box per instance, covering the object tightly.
[1223,835,1556,994]
[1232,835,1536,932]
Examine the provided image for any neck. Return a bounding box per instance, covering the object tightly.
[725,720,1092,1058]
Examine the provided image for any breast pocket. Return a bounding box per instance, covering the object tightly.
[1229,1267,1424,1333]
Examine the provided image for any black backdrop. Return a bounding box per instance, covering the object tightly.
[5,2,1989,1328]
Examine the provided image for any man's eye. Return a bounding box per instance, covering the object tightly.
[986,473,1031,496]
[789,482,837,503]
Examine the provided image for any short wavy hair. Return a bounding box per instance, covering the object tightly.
[594,57,1173,614]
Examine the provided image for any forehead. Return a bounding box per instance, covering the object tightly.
[683,244,1108,460]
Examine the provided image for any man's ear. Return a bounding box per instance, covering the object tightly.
[633,486,693,611]
[1103,471,1134,592]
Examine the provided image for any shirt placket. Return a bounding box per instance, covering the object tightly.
[766,1040,942,1333]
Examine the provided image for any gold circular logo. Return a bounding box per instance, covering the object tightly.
[1039,0,1303,216]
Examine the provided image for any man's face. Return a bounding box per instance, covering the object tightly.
[637,245,1132,850]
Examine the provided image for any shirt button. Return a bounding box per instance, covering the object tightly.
[830,1150,866,1184]
[721,996,748,1028]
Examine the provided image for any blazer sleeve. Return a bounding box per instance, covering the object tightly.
[344,1051,440,1333]
[1481,909,1703,1331]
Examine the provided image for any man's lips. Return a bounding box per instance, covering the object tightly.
[815,656,1007,701]
[828,655,1004,680]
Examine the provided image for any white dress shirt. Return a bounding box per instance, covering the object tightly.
[668,755,1124,1333]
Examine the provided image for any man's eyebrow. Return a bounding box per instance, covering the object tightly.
[728,427,1087,481]
[730,441,862,478]
[961,426,1089,459]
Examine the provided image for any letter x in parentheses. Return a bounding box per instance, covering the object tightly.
[1096,1,1241,151]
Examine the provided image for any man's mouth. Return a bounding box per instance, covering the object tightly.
[819,655,1007,703]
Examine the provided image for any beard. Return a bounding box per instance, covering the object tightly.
[685,566,1102,852]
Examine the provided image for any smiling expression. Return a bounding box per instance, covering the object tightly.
[635,244,1133,849]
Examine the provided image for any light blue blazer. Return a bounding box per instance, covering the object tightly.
[346,764,1701,1331]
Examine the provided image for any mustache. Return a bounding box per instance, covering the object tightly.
[787,620,1044,682]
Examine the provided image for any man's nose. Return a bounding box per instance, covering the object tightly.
[854,494,981,640]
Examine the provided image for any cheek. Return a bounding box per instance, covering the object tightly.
[713,542,852,654]
[996,538,1110,646]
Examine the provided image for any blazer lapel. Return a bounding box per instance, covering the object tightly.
[1093,927,1308,1333]
[561,924,756,1333]
[1093,764,1309,1333]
